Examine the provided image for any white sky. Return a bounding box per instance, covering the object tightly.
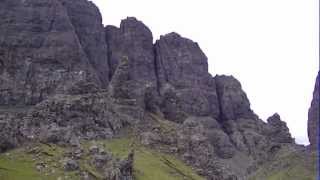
[91,0,319,145]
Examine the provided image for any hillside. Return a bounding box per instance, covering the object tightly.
[0,0,317,179]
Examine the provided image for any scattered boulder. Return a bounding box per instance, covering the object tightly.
[92,154,112,169]
[89,145,100,155]
[63,158,79,171]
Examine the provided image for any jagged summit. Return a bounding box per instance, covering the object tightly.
[0,0,312,180]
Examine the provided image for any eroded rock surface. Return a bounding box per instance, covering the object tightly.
[0,0,105,106]
[266,113,293,143]
[105,17,156,84]
[59,0,110,87]
[0,1,300,179]
[308,71,319,149]
[215,75,255,121]
[155,33,220,122]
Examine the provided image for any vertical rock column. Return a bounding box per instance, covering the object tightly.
[59,0,110,87]
[155,32,220,122]
[308,71,319,149]
[105,17,159,110]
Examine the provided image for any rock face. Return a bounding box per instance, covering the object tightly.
[308,71,319,149]
[59,0,110,87]
[21,92,144,145]
[267,113,292,143]
[0,0,107,106]
[155,33,220,122]
[105,18,159,111]
[105,17,156,84]
[215,75,255,121]
[0,1,298,179]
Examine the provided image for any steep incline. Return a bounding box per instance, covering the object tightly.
[0,0,108,106]
[0,1,309,180]
[308,71,319,149]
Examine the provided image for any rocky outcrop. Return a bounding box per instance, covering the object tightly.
[215,75,255,121]
[21,92,144,145]
[0,0,106,106]
[0,1,299,179]
[308,71,319,149]
[87,145,134,180]
[0,111,25,152]
[105,17,160,112]
[59,0,110,87]
[105,17,156,84]
[155,33,220,122]
[266,113,293,143]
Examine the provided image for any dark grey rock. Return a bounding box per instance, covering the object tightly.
[155,33,220,122]
[0,1,305,178]
[106,17,160,113]
[92,154,112,168]
[89,145,100,155]
[103,151,134,180]
[308,71,319,149]
[155,32,210,89]
[140,132,161,146]
[0,112,25,152]
[108,56,131,100]
[182,117,235,159]
[215,75,255,121]
[63,158,79,171]
[266,113,293,143]
[21,92,144,144]
[175,116,238,179]
[105,17,156,84]
[59,0,110,87]
[0,0,102,106]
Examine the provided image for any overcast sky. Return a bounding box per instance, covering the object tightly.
[91,0,319,145]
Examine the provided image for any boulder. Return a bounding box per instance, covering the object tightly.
[63,158,79,171]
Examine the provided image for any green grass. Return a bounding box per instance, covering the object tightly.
[0,150,41,180]
[88,138,204,180]
[250,149,317,180]
[0,143,77,180]
[0,138,204,180]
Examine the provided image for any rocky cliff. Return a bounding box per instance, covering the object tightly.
[0,0,311,180]
[308,71,319,149]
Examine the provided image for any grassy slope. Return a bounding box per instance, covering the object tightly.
[89,138,204,180]
[0,138,204,180]
[250,148,317,180]
[0,143,76,180]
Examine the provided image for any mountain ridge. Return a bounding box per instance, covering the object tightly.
[0,0,317,179]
